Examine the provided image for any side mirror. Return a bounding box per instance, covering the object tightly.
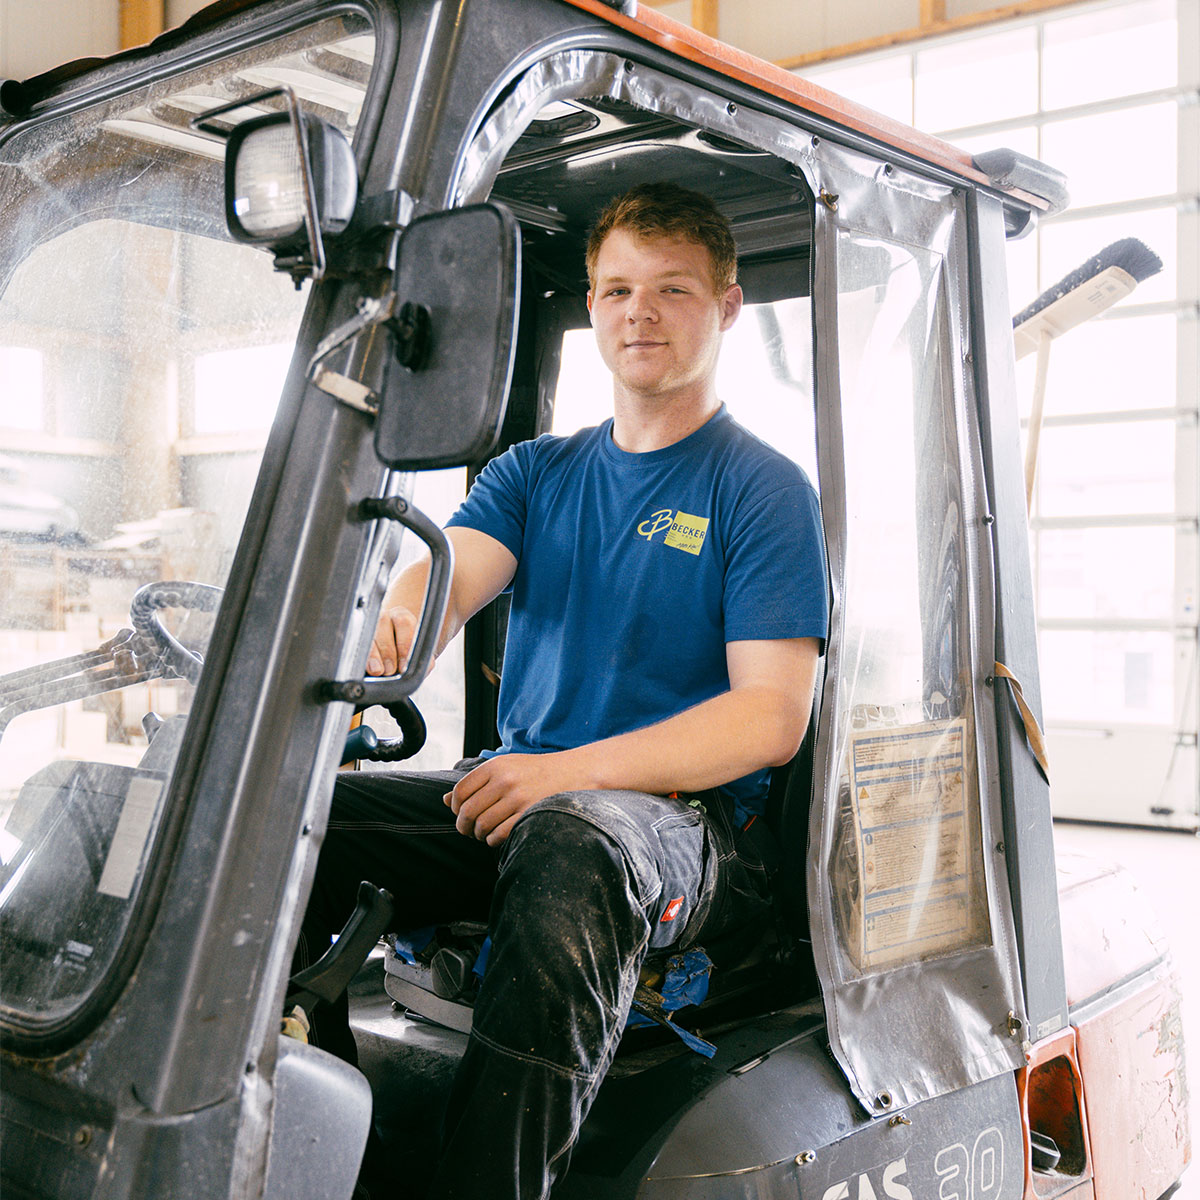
[373,204,521,470]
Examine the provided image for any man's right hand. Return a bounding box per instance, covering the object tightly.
[367,605,419,676]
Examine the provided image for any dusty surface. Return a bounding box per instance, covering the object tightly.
[1054,821,1198,1199]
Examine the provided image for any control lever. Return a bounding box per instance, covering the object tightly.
[286,880,394,1011]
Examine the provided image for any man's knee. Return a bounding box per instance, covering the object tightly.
[485,805,650,1008]
[502,801,634,891]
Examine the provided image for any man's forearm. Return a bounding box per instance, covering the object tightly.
[370,527,518,676]
[562,683,809,798]
[445,637,820,844]
[381,556,465,660]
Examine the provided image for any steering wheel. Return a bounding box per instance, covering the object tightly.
[129,580,428,762]
[129,581,224,684]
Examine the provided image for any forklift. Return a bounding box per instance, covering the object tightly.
[0,0,1190,1196]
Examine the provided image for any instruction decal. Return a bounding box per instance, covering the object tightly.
[847,719,978,967]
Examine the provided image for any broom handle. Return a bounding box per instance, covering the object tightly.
[1024,329,1052,514]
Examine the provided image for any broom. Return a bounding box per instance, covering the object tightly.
[1013,238,1163,512]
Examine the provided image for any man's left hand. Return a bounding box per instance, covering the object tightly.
[445,754,582,846]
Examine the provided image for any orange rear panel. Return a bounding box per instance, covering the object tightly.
[1057,852,1191,1198]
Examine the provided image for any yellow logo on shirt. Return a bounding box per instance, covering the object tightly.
[636,508,709,556]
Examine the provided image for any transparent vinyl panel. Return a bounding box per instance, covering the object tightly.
[827,230,990,978]
[0,15,374,1032]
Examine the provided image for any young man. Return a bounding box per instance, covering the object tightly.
[297,182,828,1199]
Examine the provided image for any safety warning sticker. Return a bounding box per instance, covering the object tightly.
[844,718,985,969]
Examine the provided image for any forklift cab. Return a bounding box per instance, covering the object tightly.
[0,2,1189,1199]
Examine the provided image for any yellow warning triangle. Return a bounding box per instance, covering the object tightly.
[859,787,869,800]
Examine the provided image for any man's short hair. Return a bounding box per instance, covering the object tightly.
[585,182,738,295]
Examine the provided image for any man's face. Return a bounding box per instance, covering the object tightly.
[587,229,741,404]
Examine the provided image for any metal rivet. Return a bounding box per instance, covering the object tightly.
[875,1091,893,1110]
[726,101,738,115]
[883,163,894,175]
[301,823,312,836]
[982,514,995,526]
[996,840,1005,854]
[984,675,995,687]
[73,1126,92,1148]
[796,1150,817,1164]
[624,59,635,72]
[1007,1012,1024,1038]
[811,135,820,147]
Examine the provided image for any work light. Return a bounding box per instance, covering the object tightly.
[223,109,357,253]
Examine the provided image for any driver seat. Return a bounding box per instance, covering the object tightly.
[377,692,823,1043]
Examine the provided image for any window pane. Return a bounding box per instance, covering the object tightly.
[1015,314,1177,420]
[803,55,914,125]
[1037,526,1174,620]
[0,348,44,431]
[1001,236,1040,326]
[0,14,374,1032]
[1040,629,1175,723]
[1042,102,1177,209]
[952,127,1039,160]
[1040,207,1176,305]
[1034,420,1175,517]
[193,342,292,434]
[916,28,1038,131]
[1042,0,1177,109]
[551,330,609,436]
[716,299,818,480]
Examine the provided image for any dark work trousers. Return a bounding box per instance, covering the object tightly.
[293,762,775,1200]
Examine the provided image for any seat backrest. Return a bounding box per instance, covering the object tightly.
[764,692,821,958]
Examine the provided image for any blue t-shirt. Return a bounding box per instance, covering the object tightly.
[446,405,828,821]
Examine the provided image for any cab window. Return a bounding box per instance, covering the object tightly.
[0,14,375,1040]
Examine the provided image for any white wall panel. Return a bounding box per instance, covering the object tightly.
[720,0,826,61]
[824,0,913,48]
[0,0,119,79]
[166,0,211,26]
[656,0,691,25]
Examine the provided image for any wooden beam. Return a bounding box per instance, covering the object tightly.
[119,0,166,51]
[691,0,719,38]
[920,0,947,25]
[778,0,1087,69]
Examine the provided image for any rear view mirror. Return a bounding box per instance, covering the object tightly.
[374,204,520,470]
